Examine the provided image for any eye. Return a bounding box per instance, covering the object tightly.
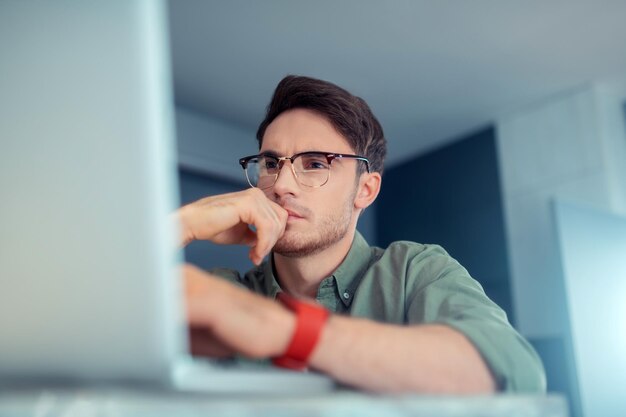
[259,157,279,173]
[301,155,329,170]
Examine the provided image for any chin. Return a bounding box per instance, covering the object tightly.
[273,227,349,258]
[273,234,327,258]
[273,241,321,258]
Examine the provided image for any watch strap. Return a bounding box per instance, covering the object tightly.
[272,292,330,370]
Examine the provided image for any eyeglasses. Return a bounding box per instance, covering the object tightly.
[239,151,370,189]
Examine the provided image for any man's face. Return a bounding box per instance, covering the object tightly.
[260,108,361,257]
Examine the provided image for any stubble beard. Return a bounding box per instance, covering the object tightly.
[272,188,357,258]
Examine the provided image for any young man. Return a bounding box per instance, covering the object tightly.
[178,76,546,393]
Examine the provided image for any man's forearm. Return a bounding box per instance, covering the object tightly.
[309,316,496,394]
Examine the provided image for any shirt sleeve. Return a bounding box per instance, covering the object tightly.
[404,245,547,393]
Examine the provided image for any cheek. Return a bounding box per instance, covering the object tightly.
[320,187,351,211]
[261,188,274,200]
[328,178,357,202]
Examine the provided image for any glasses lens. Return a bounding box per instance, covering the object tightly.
[246,156,278,189]
[244,153,331,188]
[293,153,330,187]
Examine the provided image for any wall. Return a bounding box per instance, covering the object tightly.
[496,84,626,340]
[176,106,255,183]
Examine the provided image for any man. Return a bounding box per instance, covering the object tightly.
[178,75,546,393]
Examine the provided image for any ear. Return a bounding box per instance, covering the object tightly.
[354,172,382,210]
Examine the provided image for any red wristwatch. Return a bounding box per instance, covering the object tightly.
[272,292,330,371]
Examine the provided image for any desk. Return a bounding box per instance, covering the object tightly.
[0,388,567,417]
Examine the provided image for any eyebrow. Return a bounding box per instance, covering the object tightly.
[259,150,280,158]
[259,150,333,158]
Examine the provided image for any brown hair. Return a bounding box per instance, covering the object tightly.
[256,75,386,175]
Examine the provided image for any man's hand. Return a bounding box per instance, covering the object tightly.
[177,188,288,265]
[183,264,295,359]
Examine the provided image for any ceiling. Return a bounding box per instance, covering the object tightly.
[168,0,626,167]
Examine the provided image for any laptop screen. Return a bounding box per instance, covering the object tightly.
[0,0,186,385]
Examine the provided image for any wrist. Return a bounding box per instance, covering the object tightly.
[272,293,330,370]
[270,300,298,357]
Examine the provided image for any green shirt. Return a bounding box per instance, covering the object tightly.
[212,231,546,393]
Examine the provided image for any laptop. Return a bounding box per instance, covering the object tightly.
[0,0,332,394]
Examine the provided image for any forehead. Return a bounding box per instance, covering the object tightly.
[260,108,353,154]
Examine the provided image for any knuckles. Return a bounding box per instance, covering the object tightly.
[244,187,267,201]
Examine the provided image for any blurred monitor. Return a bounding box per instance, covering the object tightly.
[553,200,626,417]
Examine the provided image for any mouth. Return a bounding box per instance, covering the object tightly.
[285,209,304,220]
[280,204,308,221]
[276,198,309,221]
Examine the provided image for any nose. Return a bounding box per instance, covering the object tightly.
[271,159,299,197]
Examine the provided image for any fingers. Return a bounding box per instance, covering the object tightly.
[242,190,287,264]
[178,188,287,265]
[183,266,236,359]
[189,327,236,358]
[181,262,296,359]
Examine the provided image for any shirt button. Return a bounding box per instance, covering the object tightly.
[342,292,350,299]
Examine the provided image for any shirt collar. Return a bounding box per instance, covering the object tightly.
[262,231,373,307]
[331,231,372,308]
[261,256,282,299]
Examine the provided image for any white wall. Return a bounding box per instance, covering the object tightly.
[175,106,255,184]
[496,83,626,339]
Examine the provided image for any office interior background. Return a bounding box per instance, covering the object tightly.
[137,1,626,416]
